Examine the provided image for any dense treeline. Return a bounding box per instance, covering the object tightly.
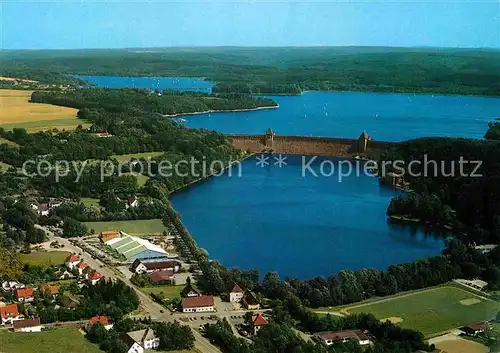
[0,89,242,200]
[37,279,139,324]
[30,88,277,116]
[380,137,500,244]
[204,305,430,353]
[485,120,500,140]
[1,47,500,96]
[387,192,455,225]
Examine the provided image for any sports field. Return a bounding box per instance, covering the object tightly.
[19,250,71,267]
[338,286,500,336]
[0,327,101,353]
[0,89,86,132]
[85,219,167,235]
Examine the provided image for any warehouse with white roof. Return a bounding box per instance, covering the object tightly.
[104,232,168,261]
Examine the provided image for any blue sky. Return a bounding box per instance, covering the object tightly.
[1,0,498,49]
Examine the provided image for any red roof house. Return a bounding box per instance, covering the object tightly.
[16,288,34,302]
[88,270,103,285]
[252,313,268,335]
[0,304,21,324]
[89,315,109,326]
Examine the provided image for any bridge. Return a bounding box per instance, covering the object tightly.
[229,129,395,158]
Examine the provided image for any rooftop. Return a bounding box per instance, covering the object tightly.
[89,315,109,326]
[13,318,41,329]
[182,295,214,309]
[151,269,174,283]
[231,284,243,293]
[16,288,34,298]
[0,304,19,318]
[252,313,268,327]
[127,328,157,343]
[316,330,370,342]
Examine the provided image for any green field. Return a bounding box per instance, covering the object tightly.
[20,250,71,267]
[81,197,101,208]
[141,284,184,299]
[111,151,164,162]
[343,286,500,336]
[123,172,150,186]
[0,327,101,353]
[85,219,166,235]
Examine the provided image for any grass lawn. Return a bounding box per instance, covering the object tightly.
[81,197,101,208]
[111,151,164,162]
[0,89,85,132]
[85,219,167,235]
[0,327,101,353]
[20,250,71,267]
[141,285,184,299]
[342,286,500,336]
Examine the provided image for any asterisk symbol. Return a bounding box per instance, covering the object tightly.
[256,154,270,167]
[274,154,287,168]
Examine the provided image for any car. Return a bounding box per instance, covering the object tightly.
[160,310,164,313]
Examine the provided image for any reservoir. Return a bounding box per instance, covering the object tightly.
[171,155,445,279]
[79,75,500,141]
[80,75,488,278]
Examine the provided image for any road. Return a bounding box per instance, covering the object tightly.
[38,226,222,353]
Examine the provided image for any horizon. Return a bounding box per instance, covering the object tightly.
[2,44,500,52]
[1,0,498,50]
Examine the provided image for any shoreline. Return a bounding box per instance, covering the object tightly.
[168,153,254,195]
[162,105,279,118]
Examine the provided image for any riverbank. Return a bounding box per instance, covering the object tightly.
[162,104,279,118]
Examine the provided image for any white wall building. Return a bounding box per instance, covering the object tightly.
[182,296,215,313]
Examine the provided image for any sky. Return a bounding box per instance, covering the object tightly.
[0,0,498,49]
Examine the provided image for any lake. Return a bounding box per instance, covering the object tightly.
[171,155,445,279]
[81,75,488,278]
[79,75,500,141]
[183,91,500,141]
[75,75,213,93]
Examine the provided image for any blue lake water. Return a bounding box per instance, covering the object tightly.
[171,156,446,279]
[183,91,500,141]
[75,75,213,93]
[80,75,500,141]
[80,75,493,278]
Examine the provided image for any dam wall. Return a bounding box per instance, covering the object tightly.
[229,130,395,158]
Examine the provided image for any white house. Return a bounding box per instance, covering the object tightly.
[125,341,144,353]
[252,313,268,335]
[131,259,181,274]
[127,196,139,208]
[13,318,44,332]
[182,296,215,313]
[229,284,244,303]
[2,280,25,291]
[54,270,74,280]
[65,254,81,270]
[315,330,372,346]
[126,328,160,353]
[0,304,22,325]
[76,261,89,276]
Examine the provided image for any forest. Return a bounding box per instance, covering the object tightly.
[1,47,500,96]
